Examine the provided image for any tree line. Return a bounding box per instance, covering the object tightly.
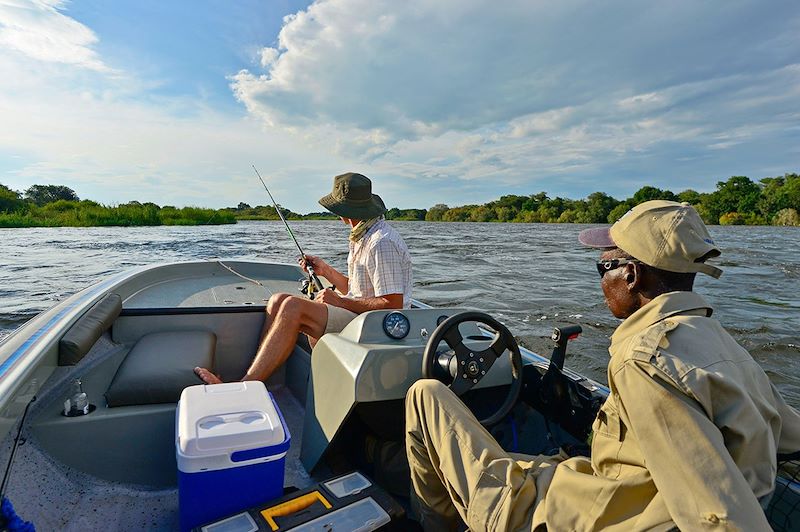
[416,174,800,226]
[0,184,235,227]
[2,173,798,228]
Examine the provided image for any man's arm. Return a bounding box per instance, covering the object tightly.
[301,255,348,293]
[613,360,771,531]
[315,289,402,313]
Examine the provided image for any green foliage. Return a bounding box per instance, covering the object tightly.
[386,207,427,221]
[0,184,24,213]
[24,184,79,206]
[4,173,797,228]
[0,195,235,227]
[409,173,799,226]
[607,201,634,223]
[231,203,338,221]
[703,176,761,223]
[425,204,449,221]
[719,212,744,225]
[631,186,677,204]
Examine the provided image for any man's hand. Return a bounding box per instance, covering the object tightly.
[299,254,329,278]
[314,287,344,306]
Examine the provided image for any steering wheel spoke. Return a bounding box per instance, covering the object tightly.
[487,335,508,359]
[449,374,475,396]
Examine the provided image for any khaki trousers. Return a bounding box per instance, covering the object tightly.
[405,380,560,532]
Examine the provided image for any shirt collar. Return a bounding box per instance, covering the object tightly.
[610,291,713,348]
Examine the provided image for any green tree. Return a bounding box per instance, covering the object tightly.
[469,205,495,222]
[677,189,703,205]
[425,203,449,221]
[580,192,619,223]
[631,186,677,205]
[703,176,761,223]
[0,184,24,213]
[521,192,548,212]
[607,201,634,223]
[24,184,80,206]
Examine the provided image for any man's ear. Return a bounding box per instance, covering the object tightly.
[624,262,640,289]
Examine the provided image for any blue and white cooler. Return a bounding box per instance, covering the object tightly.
[176,381,290,531]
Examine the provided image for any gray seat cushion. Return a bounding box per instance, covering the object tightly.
[105,330,216,407]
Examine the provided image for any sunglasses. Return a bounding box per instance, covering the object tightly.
[596,258,641,278]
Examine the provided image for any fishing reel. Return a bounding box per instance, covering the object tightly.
[299,275,325,300]
[299,278,317,299]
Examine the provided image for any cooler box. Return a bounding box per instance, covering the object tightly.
[176,381,291,531]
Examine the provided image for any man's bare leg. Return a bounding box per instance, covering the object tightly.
[195,294,328,384]
[194,293,294,384]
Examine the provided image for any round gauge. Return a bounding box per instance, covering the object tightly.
[436,315,449,326]
[383,311,410,339]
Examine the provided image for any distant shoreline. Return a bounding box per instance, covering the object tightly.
[2,173,798,227]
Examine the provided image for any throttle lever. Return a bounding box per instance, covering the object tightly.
[548,325,582,372]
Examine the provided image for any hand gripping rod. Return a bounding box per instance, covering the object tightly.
[252,165,324,294]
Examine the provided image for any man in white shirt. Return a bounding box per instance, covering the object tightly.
[195,172,412,384]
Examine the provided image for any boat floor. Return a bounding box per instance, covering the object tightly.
[2,385,314,532]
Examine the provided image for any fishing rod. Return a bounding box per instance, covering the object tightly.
[252,165,324,297]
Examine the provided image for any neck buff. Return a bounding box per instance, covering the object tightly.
[349,216,382,242]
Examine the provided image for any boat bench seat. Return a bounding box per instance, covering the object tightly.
[105,330,216,407]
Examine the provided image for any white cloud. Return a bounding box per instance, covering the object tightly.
[230,0,800,199]
[0,0,110,71]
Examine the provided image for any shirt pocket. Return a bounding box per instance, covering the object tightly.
[593,401,623,440]
[591,400,625,479]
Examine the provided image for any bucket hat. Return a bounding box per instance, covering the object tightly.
[578,200,723,278]
[318,172,387,220]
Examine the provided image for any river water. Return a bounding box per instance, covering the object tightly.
[1,221,798,405]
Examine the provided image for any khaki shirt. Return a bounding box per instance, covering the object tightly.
[533,291,800,531]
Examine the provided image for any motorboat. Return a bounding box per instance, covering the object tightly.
[0,260,796,531]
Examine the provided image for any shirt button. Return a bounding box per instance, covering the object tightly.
[706,514,719,524]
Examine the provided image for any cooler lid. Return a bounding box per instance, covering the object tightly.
[177,381,286,457]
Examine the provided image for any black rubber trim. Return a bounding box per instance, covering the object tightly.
[120,305,266,316]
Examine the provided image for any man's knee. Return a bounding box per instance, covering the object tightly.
[267,293,292,314]
[272,294,307,320]
[408,379,447,402]
[406,379,448,419]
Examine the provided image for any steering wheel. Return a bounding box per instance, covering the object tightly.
[422,311,523,426]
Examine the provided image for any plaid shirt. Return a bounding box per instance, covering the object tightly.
[346,220,413,308]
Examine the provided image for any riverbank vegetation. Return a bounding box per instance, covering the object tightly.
[2,173,797,227]
[418,173,800,226]
[0,185,235,227]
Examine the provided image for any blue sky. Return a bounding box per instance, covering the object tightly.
[0,0,798,213]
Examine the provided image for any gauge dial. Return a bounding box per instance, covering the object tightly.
[383,311,410,339]
[436,315,449,326]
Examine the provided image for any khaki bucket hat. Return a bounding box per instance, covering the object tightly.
[318,172,387,220]
[578,200,723,278]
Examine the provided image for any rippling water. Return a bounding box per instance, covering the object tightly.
[2,221,798,405]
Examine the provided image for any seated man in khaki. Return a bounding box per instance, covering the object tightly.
[195,172,412,384]
[406,200,800,531]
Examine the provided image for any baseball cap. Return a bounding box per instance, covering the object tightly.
[578,200,722,278]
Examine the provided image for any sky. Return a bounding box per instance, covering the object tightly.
[0,0,798,213]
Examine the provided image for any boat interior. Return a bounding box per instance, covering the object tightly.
[0,260,797,531]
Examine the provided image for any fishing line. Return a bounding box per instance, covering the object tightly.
[251,165,324,296]
[214,260,274,299]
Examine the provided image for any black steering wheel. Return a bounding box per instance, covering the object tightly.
[422,311,523,426]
